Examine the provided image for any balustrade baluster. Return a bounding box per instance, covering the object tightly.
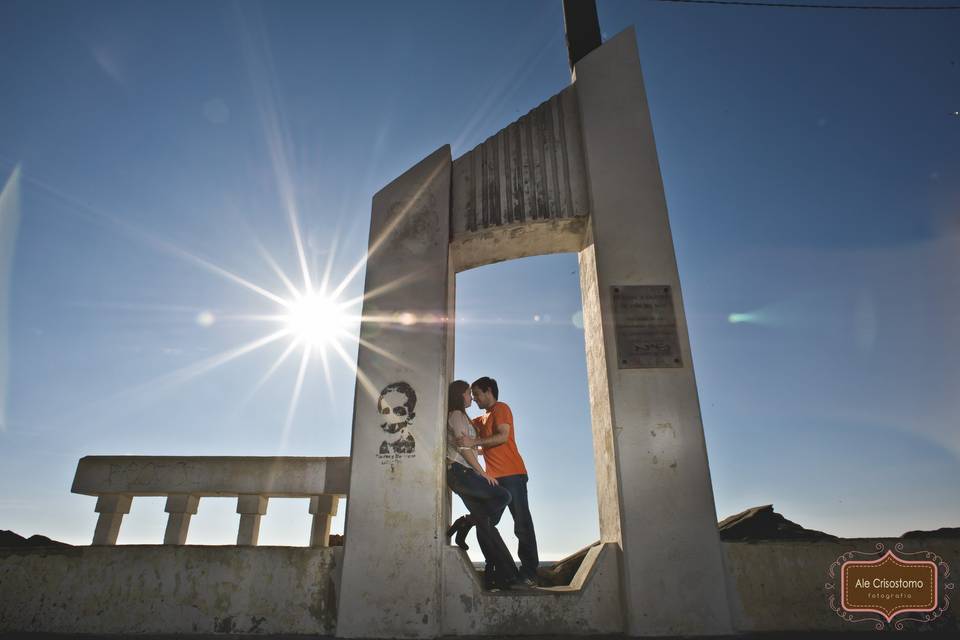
[309,495,339,547]
[163,494,199,545]
[92,494,132,545]
[236,495,269,546]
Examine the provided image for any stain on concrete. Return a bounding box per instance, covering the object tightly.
[213,615,235,633]
[391,194,440,256]
[1,546,341,635]
[327,575,337,615]
[653,422,675,437]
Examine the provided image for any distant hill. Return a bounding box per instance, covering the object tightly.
[717,505,960,541]
[901,526,960,539]
[0,530,71,548]
[718,505,837,541]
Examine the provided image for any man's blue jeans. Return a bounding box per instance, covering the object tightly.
[446,463,519,587]
[490,473,539,581]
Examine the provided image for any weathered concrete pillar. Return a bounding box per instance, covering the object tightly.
[308,494,338,547]
[92,494,132,545]
[337,146,452,638]
[163,494,199,545]
[236,495,268,546]
[574,28,733,635]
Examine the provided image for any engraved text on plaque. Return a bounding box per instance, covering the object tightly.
[612,285,682,369]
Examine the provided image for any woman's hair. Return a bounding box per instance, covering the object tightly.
[447,379,470,416]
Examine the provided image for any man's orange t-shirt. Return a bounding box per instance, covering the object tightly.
[472,401,527,478]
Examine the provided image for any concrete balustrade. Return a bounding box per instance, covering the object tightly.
[71,456,349,547]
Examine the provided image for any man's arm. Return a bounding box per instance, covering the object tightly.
[459,422,509,448]
[459,447,498,485]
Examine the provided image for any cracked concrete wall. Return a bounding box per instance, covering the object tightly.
[0,546,341,635]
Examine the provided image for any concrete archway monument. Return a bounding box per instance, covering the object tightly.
[336,20,734,640]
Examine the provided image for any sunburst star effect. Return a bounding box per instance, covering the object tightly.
[6,161,431,444]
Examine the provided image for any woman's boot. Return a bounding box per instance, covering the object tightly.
[445,515,473,550]
[454,515,476,551]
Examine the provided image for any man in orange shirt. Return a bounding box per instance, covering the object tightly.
[459,376,539,586]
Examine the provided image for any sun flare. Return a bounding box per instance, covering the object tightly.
[283,292,350,347]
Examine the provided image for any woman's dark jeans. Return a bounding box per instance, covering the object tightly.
[446,463,519,587]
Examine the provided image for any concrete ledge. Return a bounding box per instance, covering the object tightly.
[440,542,623,635]
[0,546,343,635]
[72,456,350,497]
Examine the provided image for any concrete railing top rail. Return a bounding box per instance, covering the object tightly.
[72,455,350,498]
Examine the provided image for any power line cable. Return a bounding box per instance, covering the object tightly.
[649,0,960,9]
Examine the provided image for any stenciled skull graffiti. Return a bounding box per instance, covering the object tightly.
[377,381,417,458]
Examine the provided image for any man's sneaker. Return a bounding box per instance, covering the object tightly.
[520,576,537,588]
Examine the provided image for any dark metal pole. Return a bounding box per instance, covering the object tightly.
[562,0,602,72]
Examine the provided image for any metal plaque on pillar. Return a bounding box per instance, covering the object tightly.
[612,285,683,368]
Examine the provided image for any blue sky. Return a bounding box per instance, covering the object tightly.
[1,0,958,559]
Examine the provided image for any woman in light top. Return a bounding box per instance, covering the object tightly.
[445,379,520,590]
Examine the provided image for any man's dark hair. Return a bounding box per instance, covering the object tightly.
[471,376,498,400]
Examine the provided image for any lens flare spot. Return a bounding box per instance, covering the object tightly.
[727,312,754,324]
[571,310,584,329]
[196,311,216,327]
